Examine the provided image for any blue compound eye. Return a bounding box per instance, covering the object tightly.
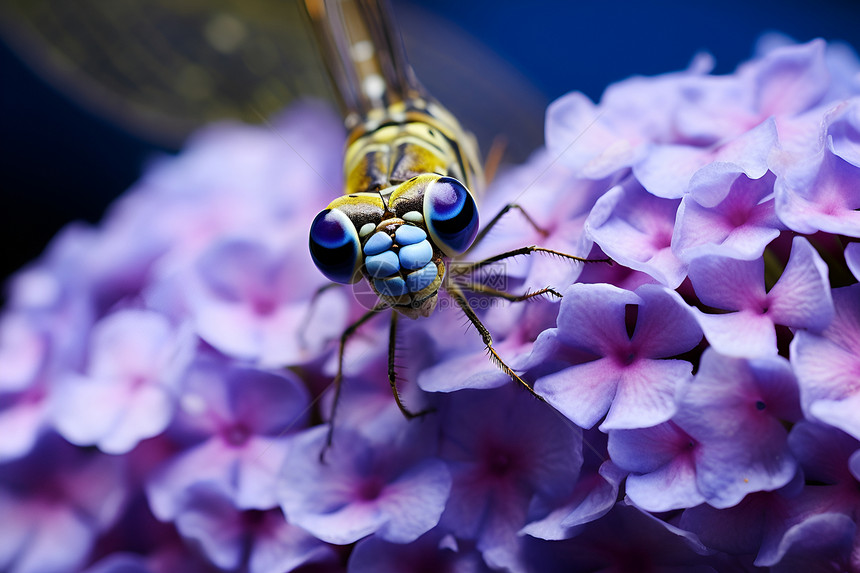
[424,177,479,256]
[309,209,362,284]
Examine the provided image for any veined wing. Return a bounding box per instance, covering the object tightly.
[0,0,546,158]
[0,0,333,148]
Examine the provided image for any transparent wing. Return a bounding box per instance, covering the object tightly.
[0,0,334,147]
[0,0,546,159]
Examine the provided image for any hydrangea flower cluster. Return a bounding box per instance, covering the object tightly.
[2,36,859,572]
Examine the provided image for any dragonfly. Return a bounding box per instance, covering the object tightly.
[0,0,549,280]
[1,0,605,441]
[304,0,609,445]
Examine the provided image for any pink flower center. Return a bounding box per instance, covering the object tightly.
[356,476,385,501]
[223,423,252,446]
[251,296,278,316]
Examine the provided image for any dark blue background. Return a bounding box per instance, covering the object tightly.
[2,0,859,285]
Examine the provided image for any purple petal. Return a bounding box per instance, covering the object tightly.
[0,490,32,570]
[744,39,829,117]
[846,242,860,280]
[687,253,766,310]
[586,180,686,288]
[250,511,337,573]
[280,426,450,545]
[522,459,624,540]
[770,513,856,572]
[678,479,801,562]
[148,436,291,520]
[602,359,688,430]
[7,505,94,573]
[0,314,45,392]
[689,120,778,204]
[173,483,336,573]
[694,309,777,358]
[515,328,593,379]
[766,236,834,330]
[54,375,176,454]
[826,98,860,166]
[630,285,703,358]
[373,461,455,543]
[0,437,128,573]
[174,361,309,440]
[518,502,716,571]
[609,422,705,511]
[417,339,511,393]
[232,438,296,510]
[545,92,645,179]
[174,483,245,570]
[536,359,619,429]
[554,283,639,353]
[225,368,310,436]
[52,309,193,454]
[635,118,777,200]
[678,349,800,508]
[809,396,860,442]
[83,554,152,573]
[349,530,493,573]
[0,396,46,462]
[775,144,860,237]
[633,144,707,199]
[186,239,348,367]
[608,421,691,474]
[673,171,782,262]
[438,386,582,562]
[791,284,860,438]
[147,439,240,520]
[673,73,755,143]
[625,457,705,512]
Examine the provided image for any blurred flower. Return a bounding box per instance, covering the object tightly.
[433,386,583,571]
[146,361,310,518]
[279,424,451,545]
[0,435,127,573]
[2,35,860,573]
[172,483,336,573]
[52,309,194,454]
[348,529,493,573]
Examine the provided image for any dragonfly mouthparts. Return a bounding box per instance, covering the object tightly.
[362,218,445,318]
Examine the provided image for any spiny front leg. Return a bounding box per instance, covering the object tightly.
[387,311,434,419]
[446,280,563,303]
[322,305,384,462]
[457,245,612,276]
[445,282,545,401]
[467,203,550,255]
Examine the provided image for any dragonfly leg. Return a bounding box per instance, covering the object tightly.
[298,283,342,350]
[449,281,563,302]
[387,312,434,419]
[322,304,385,462]
[467,203,550,255]
[445,282,546,400]
[454,245,612,278]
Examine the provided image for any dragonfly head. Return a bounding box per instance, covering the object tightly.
[309,175,479,318]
